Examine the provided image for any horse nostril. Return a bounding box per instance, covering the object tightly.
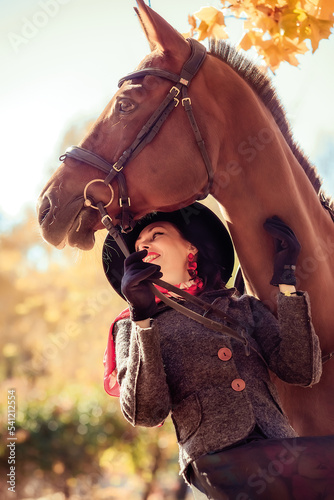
[38,196,51,226]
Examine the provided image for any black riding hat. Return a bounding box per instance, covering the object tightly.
[102,202,234,297]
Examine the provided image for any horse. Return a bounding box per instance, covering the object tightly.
[37,0,334,436]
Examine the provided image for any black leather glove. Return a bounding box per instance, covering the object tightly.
[263,216,301,286]
[121,250,162,321]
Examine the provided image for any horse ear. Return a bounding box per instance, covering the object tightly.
[134,0,189,55]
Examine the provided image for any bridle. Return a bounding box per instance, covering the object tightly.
[59,38,214,235]
[58,38,260,355]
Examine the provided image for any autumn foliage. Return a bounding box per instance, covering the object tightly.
[187,0,334,70]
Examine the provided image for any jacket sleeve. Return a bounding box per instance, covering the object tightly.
[113,318,171,427]
[250,292,322,387]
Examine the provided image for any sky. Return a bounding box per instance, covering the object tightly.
[1,0,333,227]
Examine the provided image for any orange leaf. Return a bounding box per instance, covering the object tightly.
[194,6,225,25]
[299,14,333,51]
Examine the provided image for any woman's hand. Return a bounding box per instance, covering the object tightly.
[121,250,162,322]
[264,216,301,286]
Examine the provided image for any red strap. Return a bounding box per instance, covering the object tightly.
[103,308,130,397]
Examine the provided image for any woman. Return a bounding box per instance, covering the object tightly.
[102,202,324,499]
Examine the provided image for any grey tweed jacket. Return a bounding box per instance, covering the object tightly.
[113,289,322,476]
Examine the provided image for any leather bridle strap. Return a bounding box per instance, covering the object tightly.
[181,86,213,189]
[59,146,115,175]
[112,38,213,195]
[60,83,181,189]
[105,84,181,184]
[60,143,134,232]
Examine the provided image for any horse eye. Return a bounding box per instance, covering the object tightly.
[119,99,135,113]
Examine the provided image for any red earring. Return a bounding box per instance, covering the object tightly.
[188,253,198,278]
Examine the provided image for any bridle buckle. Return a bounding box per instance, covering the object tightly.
[112,162,124,173]
[119,197,131,208]
[170,86,180,97]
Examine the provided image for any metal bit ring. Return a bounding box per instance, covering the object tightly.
[83,179,114,210]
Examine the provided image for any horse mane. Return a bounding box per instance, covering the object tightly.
[208,39,333,211]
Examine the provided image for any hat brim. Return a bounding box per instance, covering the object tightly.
[102,202,234,297]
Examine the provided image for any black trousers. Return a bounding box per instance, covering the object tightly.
[187,433,334,500]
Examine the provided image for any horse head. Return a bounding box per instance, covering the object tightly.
[38,0,215,250]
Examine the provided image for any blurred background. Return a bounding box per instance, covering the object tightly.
[0,0,333,498]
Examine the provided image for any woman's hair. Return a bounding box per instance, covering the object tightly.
[130,207,232,292]
[196,244,227,291]
[174,225,227,291]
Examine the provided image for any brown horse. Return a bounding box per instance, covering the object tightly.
[38,0,334,436]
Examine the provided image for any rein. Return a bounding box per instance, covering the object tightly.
[150,278,251,351]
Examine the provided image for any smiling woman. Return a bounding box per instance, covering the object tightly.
[100,201,331,498]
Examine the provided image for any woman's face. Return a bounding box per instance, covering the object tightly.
[135,222,197,285]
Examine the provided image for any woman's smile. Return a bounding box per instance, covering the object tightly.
[143,252,160,263]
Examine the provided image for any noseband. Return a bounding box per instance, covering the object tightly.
[59,38,214,234]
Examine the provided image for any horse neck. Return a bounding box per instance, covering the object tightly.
[208,69,334,337]
[209,75,317,224]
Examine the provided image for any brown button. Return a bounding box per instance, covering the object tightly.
[218,347,232,361]
[231,379,246,391]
